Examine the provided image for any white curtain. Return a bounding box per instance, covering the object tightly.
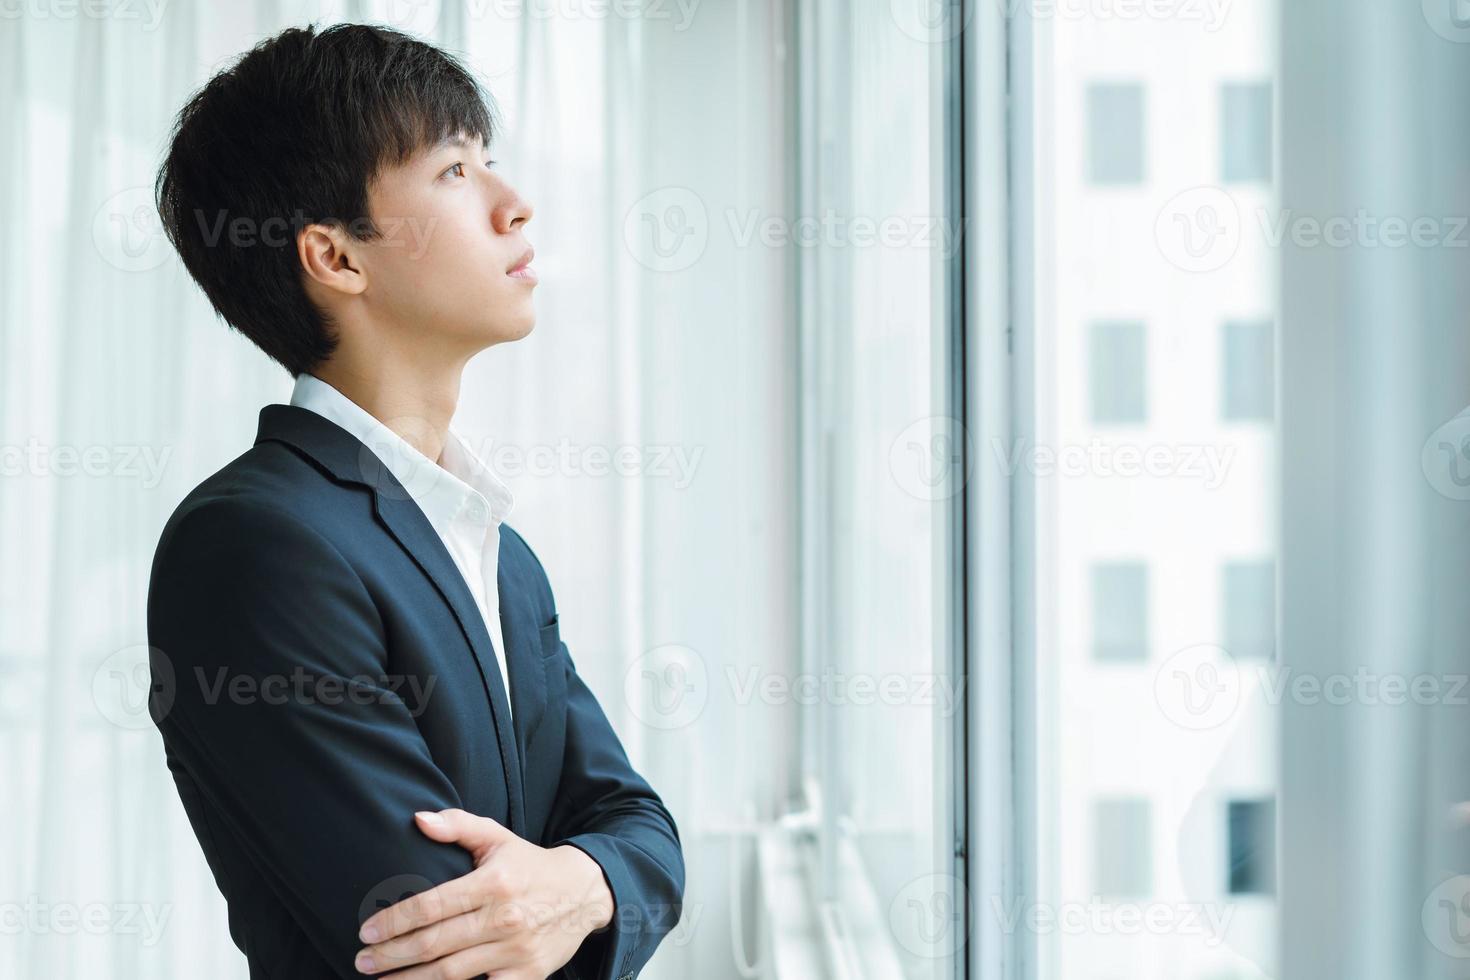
[1279,1,1470,977]
[0,2,795,977]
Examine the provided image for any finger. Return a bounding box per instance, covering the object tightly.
[378,940,519,980]
[357,906,516,973]
[415,808,515,855]
[361,872,487,944]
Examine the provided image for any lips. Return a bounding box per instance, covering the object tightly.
[507,246,534,275]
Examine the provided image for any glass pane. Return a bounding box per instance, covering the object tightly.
[1222,560,1275,661]
[1095,797,1155,897]
[798,1,961,977]
[1092,562,1151,663]
[1087,83,1147,185]
[1024,2,1280,979]
[1220,83,1273,183]
[1221,319,1274,421]
[1089,321,1149,424]
[1226,798,1276,895]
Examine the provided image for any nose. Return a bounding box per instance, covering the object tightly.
[493,178,534,233]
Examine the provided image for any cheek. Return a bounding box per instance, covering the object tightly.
[416,221,501,295]
[422,202,483,250]
[375,224,482,296]
[372,188,478,264]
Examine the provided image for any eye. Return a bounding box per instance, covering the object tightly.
[441,160,497,180]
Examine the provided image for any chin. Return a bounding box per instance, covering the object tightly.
[505,311,537,340]
[479,311,536,347]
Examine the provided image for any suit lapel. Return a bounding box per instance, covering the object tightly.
[255,404,528,835]
[372,494,528,834]
[497,544,549,767]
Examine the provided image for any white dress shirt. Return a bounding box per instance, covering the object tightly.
[289,373,518,720]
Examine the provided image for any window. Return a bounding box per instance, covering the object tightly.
[1092,562,1149,663]
[1022,4,1280,979]
[1222,319,1274,421]
[1223,560,1275,660]
[1089,321,1148,424]
[1220,82,1272,183]
[1087,83,1146,184]
[1094,797,1153,897]
[1227,798,1277,895]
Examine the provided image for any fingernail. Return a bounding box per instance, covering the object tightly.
[416,810,444,825]
[359,923,380,943]
[355,952,376,973]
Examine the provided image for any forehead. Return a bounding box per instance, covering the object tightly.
[423,131,488,157]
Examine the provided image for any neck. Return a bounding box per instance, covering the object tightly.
[310,351,468,464]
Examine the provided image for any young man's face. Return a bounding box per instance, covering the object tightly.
[358,132,537,351]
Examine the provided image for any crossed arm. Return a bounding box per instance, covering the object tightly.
[147,500,684,979]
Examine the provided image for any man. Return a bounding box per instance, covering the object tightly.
[146,22,683,979]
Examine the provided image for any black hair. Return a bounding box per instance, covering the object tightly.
[155,23,498,376]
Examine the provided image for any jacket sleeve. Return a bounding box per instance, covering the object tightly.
[538,625,686,980]
[146,497,477,977]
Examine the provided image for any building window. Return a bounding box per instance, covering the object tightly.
[1222,319,1274,421]
[1092,562,1149,663]
[1090,320,1148,424]
[1087,83,1146,184]
[1220,82,1272,183]
[1095,797,1153,897]
[1223,559,1275,660]
[1228,798,1277,895]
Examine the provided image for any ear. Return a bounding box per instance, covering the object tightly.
[297,221,367,297]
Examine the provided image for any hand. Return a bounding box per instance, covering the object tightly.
[354,809,615,979]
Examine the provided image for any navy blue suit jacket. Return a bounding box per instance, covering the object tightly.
[146,403,684,979]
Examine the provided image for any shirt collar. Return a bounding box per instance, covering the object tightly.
[288,372,514,534]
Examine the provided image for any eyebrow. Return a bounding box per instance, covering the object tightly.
[430,133,488,153]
